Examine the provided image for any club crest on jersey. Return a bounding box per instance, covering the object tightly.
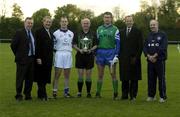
[157,36,161,40]
[155,43,159,46]
[100,30,104,33]
[152,40,155,42]
[68,34,72,37]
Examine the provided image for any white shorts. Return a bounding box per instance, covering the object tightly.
[54,51,72,68]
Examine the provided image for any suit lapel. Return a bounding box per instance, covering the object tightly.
[22,28,29,43]
[43,27,52,39]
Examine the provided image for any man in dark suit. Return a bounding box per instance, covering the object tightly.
[11,17,35,101]
[119,15,143,101]
[34,16,54,101]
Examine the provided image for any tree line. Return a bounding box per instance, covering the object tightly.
[0,0,179,41]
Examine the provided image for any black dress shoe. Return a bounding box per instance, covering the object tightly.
[86,93,92,98]
[15,95,23,101]
[25,96,32,100]
[121,96,128,100]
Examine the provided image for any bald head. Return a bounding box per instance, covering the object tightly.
[150,19,159,33]
[81,18,91,32]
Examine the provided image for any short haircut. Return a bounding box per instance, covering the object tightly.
[150,19,159,25]
[81,18,90,24]
[103,12,113,17]
[25,17,33,22]
[42,16,51,22]
[60,15,68,21]
[125,15,133,19]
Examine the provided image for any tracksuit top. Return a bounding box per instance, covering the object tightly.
[143,31,168,61]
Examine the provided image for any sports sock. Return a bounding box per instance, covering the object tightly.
[77,78,83,93]
[64,87,69,94]
[86,78,92,93]
[112,80,118,93]
[96,80,103,94]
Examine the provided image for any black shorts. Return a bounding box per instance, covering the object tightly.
[75,53,95,69]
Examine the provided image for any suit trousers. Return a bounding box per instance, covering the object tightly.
[16,57,34,98]
[121,80,138,99]
[37,82,47,99]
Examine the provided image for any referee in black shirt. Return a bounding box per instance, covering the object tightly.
[73,18,97,98]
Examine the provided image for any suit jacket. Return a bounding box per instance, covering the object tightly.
[119,26,143,80]
[34,27,54,83]
[11,28,35,64]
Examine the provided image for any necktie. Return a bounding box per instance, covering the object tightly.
[126,28,130,36]
[28,30,34,55]
[47,30,51,38]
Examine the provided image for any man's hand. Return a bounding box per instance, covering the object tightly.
[36,58,42,65]
[151,57,157,63]
[112,55,118,64]
[87,49,92,54]
[147,54,157,63]
[79,49,84,54]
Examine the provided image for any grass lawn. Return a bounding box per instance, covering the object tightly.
[0,43,180,117]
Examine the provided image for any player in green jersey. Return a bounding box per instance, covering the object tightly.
[95,12,120,100]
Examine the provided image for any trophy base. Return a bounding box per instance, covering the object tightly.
[83,49,88,53]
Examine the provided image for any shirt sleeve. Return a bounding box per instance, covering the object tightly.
[72,32,78,45]
[115,29,120,56]
[93,32,98,46]
[10,30,20,55]
[143,37,149,57]
[157,32,168,60]
[53,32,57,51]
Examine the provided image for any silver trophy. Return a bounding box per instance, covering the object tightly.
[80,37,91,52]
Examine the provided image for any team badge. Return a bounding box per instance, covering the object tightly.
[157,36,161,40]
[155,43,159,46]
[68,34,71,38]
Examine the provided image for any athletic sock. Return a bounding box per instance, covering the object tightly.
[96,80,103,94]
[112,80,118,93]
[77,78,84,93]
[85,78,92,94]
[64,87,69,94]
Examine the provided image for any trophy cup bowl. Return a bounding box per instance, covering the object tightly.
[81,37,91,53]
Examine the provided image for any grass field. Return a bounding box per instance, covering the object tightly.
[0,43,180,117]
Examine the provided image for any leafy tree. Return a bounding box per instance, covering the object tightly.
[53,4,94,32]
[32,8,51,30]
[11,3,23,20]
[0,17,23,38]
[112,6,125,21]
[158,0,179,29]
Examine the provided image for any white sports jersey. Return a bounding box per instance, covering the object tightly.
[53,29,74,51]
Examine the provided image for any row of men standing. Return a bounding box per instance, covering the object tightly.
[10,12,167,102]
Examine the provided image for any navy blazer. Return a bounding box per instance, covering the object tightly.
[11,28,36,64]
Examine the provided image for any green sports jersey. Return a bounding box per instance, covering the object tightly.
[97,25,118,49]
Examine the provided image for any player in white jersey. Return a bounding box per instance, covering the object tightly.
[52,16,74,98]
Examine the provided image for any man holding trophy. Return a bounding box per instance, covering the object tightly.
[73,18,97,98]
